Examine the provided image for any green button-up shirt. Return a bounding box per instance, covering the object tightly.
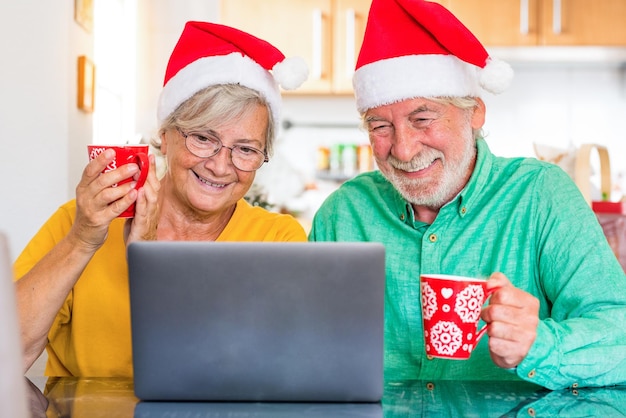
[309,139,626,389]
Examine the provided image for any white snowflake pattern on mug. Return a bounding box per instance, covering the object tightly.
[455,284,484,323]
[430,320,463,355]
[421,282,438,320]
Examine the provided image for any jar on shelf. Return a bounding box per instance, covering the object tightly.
[358,144,373,172]
[341,144,358,177]
[316,146,330,172]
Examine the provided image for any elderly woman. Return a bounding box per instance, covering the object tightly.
[14,21,308,377]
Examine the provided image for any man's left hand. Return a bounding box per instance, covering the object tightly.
[481,272,539,369]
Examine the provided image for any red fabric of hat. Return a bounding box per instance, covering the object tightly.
[353,0,513,113]
[158,21,308,127]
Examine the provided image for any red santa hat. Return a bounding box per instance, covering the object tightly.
[157,21,308,127]
[353,0,513,113]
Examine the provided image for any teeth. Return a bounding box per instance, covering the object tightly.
[394,159,434,172]
[406,162,432,172]
[197,175,226,188]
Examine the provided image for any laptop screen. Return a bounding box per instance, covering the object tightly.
[128,241,385,402]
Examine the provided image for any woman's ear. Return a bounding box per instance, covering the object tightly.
[160,131,168,155]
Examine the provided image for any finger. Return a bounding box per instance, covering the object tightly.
[490,286,538,309]
[86,182,138,219]
[148,153,158,179]
[486,272,511,290]
[128,188,159,242]
[134,155,160,217]
[482,292,539,329]
[142,155,161,193]
[84,176,137,215]
[134,178,159,218]
[95,163,141,191]
[132,187,148,218]
[486,313,537,341]
[488,337,526,369]
[83,149,116,182]
[110,189,138,218]
[488,320,537,368]
[140,157,160,199]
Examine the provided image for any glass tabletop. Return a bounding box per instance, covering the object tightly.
[25,376,626,418]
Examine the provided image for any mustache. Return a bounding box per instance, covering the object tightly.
[387,149,444,171]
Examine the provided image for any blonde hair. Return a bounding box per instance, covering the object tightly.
[153,84,275,156]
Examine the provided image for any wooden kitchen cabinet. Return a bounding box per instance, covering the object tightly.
[433,0,626,46]
[220,0,371,94]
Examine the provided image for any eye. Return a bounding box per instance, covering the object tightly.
[368,120,388,130]
[368,123,392,135]
[410,115,436,128]
[192,134,210,143]
[236,145,264,157]
[190,133,220,146]
[237,146,257,155]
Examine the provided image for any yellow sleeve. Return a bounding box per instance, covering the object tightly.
[13,200,77,281]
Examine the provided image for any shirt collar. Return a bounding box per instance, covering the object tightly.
[456,138,493,218]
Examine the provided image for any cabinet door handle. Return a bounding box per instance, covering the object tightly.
[552,0,562,34]
[520,0,529,35]
[312,8,324,80]
[345,8,356,77]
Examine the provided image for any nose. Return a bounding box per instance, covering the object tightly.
[391,124,422,162]
[204,145,235,174]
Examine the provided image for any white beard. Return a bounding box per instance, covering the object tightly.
[381,138,476,209]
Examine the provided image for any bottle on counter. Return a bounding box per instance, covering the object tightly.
[341,144,358,177]
[358,144,373,172]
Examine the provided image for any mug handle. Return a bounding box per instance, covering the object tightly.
[128,152,149,190]
[475,286,500,342]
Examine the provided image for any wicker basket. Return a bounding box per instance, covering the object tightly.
[574,144,612,206]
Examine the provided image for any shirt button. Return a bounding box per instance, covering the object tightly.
[399,214,405,221]
[426,382,435,390]
[426,355,434,360]
[572,382,579,388]
[527,407,536,416]
[429,234,437,242]
[528,369,536,378]
[460,207,467,214]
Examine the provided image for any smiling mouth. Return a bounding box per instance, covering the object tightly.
[393,157,439,173]
[194,171,228,188]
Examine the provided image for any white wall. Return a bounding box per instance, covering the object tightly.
[0,0,93,260]
[485,62,626,163]
[135,0,221,142]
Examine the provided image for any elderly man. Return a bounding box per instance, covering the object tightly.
[309,0,626,390]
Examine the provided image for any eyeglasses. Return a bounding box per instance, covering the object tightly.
[178,129,268,172]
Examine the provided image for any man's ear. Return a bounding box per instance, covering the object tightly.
[471,98,486,130]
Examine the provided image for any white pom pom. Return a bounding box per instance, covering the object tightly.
[479,57,514,94]
[272,56,309,90]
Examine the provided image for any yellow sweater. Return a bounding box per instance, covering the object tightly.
[14,199,306,377]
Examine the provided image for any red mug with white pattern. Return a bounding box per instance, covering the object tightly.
[87,144,149,218]
[420,274,496,360]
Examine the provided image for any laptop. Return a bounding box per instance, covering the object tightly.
[127,241,385,402]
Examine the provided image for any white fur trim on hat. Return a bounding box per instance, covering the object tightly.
[273,56,308,90]
[479,57,514,94]
[157,52,282,127]
[353,54,482,113]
